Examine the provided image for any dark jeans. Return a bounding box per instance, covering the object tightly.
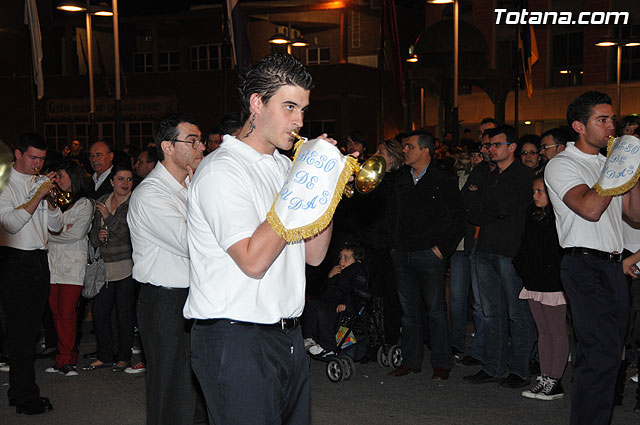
[137,283,207,425]
[92,275,136,363]
[301,298,338,351]
[561,253,629,425]
[468,240,485,360]
[0,247,49,405]
[369,248,401,345]
[449,250,470,353]
[392,248,451,370]
[475,251,534,379]
[191,320,309,425]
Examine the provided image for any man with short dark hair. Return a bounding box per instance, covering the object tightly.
[0,133,61,415]
[204,128,222,155]
[545,91,640,424]
[133,147,158,180]
[463,125,535,389]
[540,127,571,162]
[88,141,114,199]
[346,130,368,158]
[128,113,206,425]
[184,53,332,424]
[387,130,465,380]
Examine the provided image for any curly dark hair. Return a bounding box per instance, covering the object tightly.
[238,53,314,123]
[566,91,612,139]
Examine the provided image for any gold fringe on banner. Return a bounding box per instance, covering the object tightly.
[594,136,640,196]
[15,179,53,210]
[267,153,358,243]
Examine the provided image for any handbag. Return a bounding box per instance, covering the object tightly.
[82,241,106,298]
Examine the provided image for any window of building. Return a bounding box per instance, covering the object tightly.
[133,52,153,72]
[159,51,180,72]
[614,24,640,82]
[299,120,336,139]
[191,44,231,70]
[550,32,583,87]
[99,122,114,145]
[351,11,361,49]
[74,122,89,148]
[44,123,69,151]
[306,47,330,65]
[126,121,154,148]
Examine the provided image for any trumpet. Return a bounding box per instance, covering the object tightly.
[290,130,386,198]
[34,168,72,208]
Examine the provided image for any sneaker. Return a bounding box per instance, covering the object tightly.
[44,365,59,373]
[124,362,146,374]
[536,377,564,400]
[0,364,9,372]
[457,355,483,367]
[308,344,324,356]
[59,364,78,377]
[522,376,549,399]
[631,373,638,383]
[303,338,317,351]
[131,347,142,354]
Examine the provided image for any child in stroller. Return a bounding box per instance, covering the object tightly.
[302,241,367,358]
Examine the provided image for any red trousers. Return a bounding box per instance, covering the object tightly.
[49,284,83,368]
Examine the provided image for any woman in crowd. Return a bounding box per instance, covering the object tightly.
[45,160,93,376]
[514,173,568,401]
[85,163,136,370]
[618,115,640,136]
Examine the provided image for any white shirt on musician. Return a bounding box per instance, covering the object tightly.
[128,162,190,289]
[183,135,306,323]
[545,141,623,252]
[0,168,63,250]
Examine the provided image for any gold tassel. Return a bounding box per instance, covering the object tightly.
[267,156,359,242]
[16,180,53,210]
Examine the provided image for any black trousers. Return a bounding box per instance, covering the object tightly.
[91,275,136,363]
[191,319,309,425]
[0,247,50,405]
[561,253,629,425]
[137,283,207,425]
[301,298,338,351]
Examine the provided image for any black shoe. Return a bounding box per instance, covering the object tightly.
[499,373,530,389]
[10,396,51,408]
[457,355,483,367]
[15,397,53,415]
[82,351,98,359]
[35,347,57,359]
[463,370,502,384]
[536,377,564,400]
[452,347,464,361]
[634,400,640,414]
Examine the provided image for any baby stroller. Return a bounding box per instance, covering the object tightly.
[310,287,374,383]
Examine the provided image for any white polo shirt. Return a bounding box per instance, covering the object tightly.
[545,142,623,252]
[0,168,63,250]
[127,162,190,288]
[183,135,306,323]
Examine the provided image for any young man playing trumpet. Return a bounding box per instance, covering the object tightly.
[0,133,62,415]
[184,53,334,424]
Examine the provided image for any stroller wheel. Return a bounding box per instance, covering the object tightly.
[377,345,390,368]
[338,355,356,381]
[388,345,403,369]
[326,359,344,383]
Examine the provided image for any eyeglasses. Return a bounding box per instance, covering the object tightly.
[88,152,109,159]
[170,139,203,150]
[470,152,483,157]
[540,143,561,150]
[520,150,539,156]
[482,142,511,149]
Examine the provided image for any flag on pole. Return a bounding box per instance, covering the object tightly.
[225,0,252,76]
[24,0,44,99]
[517,1,539,99]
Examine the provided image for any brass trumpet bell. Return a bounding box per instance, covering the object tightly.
[345,156,386,198]
[48,186,72,207]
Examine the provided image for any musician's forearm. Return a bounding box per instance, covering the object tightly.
[305,221,333,266]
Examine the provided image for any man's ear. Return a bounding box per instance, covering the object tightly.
[249,93,263,115]
[14,149,21,160]
[161,140,174,158]
[508,142,517,153]
[571,120,585,137]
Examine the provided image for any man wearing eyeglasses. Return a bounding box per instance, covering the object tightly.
[127,113,206,425]
[463,125,535,389]
[539,127,571,162]
[88,141,114,199]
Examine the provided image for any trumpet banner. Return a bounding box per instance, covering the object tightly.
[267,137,358,243]
[16,175,53,210]
[594,135,640,196]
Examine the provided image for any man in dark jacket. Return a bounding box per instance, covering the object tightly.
[462,125,535,389]
[388,130,465,380]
